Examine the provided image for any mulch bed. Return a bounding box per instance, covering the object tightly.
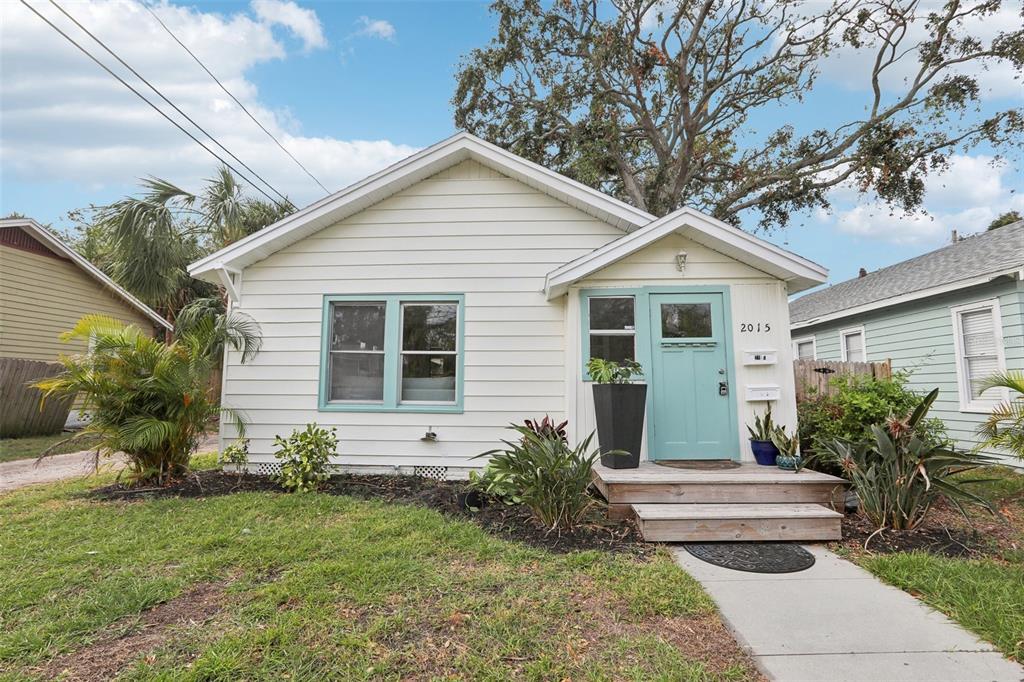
[835,496,1021,559]
[89,471,651,557]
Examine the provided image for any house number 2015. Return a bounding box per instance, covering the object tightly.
[739,322,771,333]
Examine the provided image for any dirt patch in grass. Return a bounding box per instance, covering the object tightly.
[88,470,651,557]
[35,581,226,681]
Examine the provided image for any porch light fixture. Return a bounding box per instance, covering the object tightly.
[675,250,688,273]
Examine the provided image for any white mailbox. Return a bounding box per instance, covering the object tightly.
[745,384,781,402]
[742,349,777,366]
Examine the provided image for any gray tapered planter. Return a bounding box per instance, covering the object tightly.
[592,383,646,469]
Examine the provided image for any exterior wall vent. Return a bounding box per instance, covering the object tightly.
[413,466,448,481]
[254,462,282,477]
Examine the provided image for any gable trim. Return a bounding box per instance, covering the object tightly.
[544,206,827,299]
[0,219,171,330]
[188,132,655,280]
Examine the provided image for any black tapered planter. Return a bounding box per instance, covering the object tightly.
[592,383,647,469]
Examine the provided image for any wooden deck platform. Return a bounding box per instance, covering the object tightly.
[593,461,846,542]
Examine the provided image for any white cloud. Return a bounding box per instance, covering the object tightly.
[0,0,417,208]
[251,0,326,52]
[828,155,1023,245]
[354,16,396,41]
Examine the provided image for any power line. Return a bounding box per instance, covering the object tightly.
[29,0,290,207]
[144,3,330,195]
[46,0,290,206]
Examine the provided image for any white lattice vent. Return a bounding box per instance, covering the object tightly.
[414,466,447,481]
[255,462,282,477]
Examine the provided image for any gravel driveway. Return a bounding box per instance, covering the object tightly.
[0,436,218,493]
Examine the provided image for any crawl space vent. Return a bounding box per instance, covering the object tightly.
[255,462,282,477]
[414,466,447,481]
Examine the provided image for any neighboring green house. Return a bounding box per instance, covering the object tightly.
[789,221,1023,459]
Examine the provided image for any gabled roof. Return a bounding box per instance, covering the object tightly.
[790,220,1024,328]
[543,206,828,299]
[0,218,171,330]
[189,132,656,281]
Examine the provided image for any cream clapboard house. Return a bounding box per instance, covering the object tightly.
[0,218,170,431]
[190,134,828,481]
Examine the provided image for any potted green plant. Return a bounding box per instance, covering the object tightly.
[587,357,645,469]
[771,428,800,470]
[747,403,781,466]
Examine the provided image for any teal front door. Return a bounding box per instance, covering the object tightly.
[649,293,735,459]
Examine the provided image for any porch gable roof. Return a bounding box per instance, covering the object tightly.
[543,206,828,299]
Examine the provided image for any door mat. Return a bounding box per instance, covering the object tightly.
[684,543,816,573]
[656,460,741,470]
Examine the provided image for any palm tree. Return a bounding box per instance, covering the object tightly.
[976,371,1024,459]
[92,168,294,321]
[174,296,262,363]
[35,315,252,486]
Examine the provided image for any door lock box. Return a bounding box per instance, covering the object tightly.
[718,381,729,396]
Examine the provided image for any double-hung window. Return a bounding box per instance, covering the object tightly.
[587,296,636,364]
[321,294,463,411]
[951,299,1006,412]
[793,337,816,360]
[840,327,866,362]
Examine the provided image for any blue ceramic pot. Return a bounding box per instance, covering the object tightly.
[750,439,780,466]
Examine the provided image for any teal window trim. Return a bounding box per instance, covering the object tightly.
[319,293,465,413]
[580,285,736,381]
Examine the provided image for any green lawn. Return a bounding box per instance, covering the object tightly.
[0,432,101,464]
[850,467,1024,661]
[0,460,756,681]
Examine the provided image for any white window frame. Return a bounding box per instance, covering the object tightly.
[839,326,867,362]
[792,335,816,360]
[950,298,1007,413]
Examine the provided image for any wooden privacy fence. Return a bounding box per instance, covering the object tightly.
[0,358,75,438]
[793,358,892,403]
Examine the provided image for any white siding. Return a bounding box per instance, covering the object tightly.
[567,233,798,462]
[224,160,623,468]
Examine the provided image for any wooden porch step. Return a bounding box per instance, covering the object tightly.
[632,503,843,542]
[594,465,845,506]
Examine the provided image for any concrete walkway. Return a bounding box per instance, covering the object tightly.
[673,545,1024,682]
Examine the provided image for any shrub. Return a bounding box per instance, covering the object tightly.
[273,423,337,493]
[477,424,601,532]
[798,372,947,473]
[466,462,522,505]
[801,389,998,531]
[522,415,568,442]
[34,315,245,486]
[976,371,1024,459]
[586,357,644,384]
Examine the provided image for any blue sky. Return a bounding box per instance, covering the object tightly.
[2,0,1021,288]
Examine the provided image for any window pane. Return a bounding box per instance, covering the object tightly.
[401,354,456,402]
[961,309,995,356]
[844,332,864,362]
[661,303,712,338]
[590,334,635,363]
[329,353,384,401]
[331,302,386,351]
[966,355,999,400]
[590,297,634,330]
[796,341,814,359]
[402,304,457,351]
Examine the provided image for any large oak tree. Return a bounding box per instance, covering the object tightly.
[454,0,1023,228]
